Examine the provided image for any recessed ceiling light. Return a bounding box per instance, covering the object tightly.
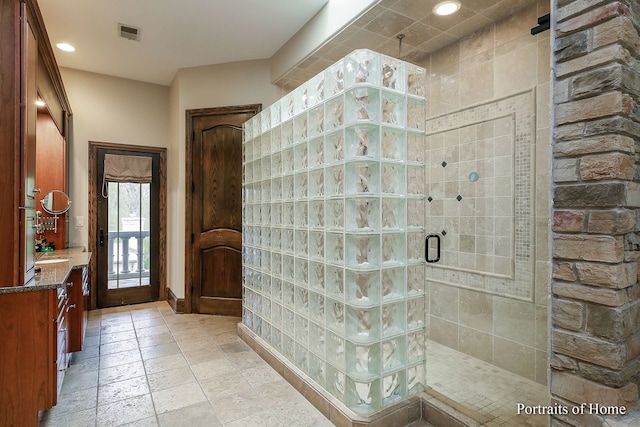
[56,43,75,52]
[433,0,461,16]
[35,99,46,107]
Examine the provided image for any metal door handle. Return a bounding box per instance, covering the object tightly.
[425,234,441,263]
[99,229,105,246]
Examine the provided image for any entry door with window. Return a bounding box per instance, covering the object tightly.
[94,147,161,307]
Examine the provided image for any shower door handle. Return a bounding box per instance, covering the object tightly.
[425,234,441,263]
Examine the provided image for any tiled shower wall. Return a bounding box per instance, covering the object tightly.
[416,0,551,384]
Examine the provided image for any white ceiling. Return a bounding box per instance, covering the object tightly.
[38,0,331,86]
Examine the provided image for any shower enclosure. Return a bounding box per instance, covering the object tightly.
[242,49,427,415]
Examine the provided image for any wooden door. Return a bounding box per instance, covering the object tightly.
[187,105,259,315]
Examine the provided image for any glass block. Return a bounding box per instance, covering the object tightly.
[382,336,406,373]
[407,265,425,296]
[272,126,282,153]
[253,127,262,159]
[407,232,424,263]
[325,59,345,97]
[283,148,294,175]
[272,277,283,302]
[309,104,324,138]
[326,199,344,230]
[283,92,295,120]
[295,256,308,287]
[407,297,425,330]
[293,84,309,116]
[346,197,380,232]
[407,363,425,395]
[381,127,406,161]
[381,55,405,92]
[382,370,405,407]
[271,177,282,201]
[327,298,345,334]
[407,98,425,131]
[271,102,281,129]
[407,198,423,229]
[294,201,308,228]
[326,364,346,401]
[346,341,380,379]
[346,377,381,415]
[283,309,295,336]
[407,164,423,196]
[244,163,253,184]
[271,227,282,252]
[407,330,425,364]
[295,230,308,257]
[325,233,344,266]
[381,90,405,127]
[345,87,380,125]
[282,119,294,148]
[283,280,295,309]
[326,330,346,370]
[253,315,262,337]
[382,233,406,266]
[309,137,324,167]
[283,228,294,253]
[261,297,271,321]
[382,301,406,337]
[271,327,282,352]
[345,49,381,88]
[309,231,324,261]
[294,142,308,172]
[309,200,324,229]
[309,321,326,357]
[382,198,406,231]
[309,261,325,292]
[381,162,405,196]
[261,130,272,155]
[346,269,380,306]
[243,307,253,329]
[283,202,294,227]
[382,267,406,300]
[346,305,380,343]
[294,173,308,199]
[325,165,345,197]
[325,130,345,163]
[309,168,324,198]
[310,71,325,106]
[407,131,424,163]
[345,124,380,160]
[325,96,344,130]
[309,352,326,388]
[346,234,380,269]
[309,291,325,325]
[295,313,309,345]
[407,63,427,97]
[346,162,380,196]
[260,250,271,273]
[271,152,282,177]
[295,287,309,318]
[261,181,271,206]
[283,333,295,362]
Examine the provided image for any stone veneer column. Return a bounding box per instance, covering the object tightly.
[552,0,640,425]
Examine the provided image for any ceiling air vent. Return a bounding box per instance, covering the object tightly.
[118,23,141,41]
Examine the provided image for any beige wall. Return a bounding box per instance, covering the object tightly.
[416,0,551,384]
[62,67,171,251]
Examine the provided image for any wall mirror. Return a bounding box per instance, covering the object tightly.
[41,190,71,215]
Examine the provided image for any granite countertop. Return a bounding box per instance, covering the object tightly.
[0,247,92,295]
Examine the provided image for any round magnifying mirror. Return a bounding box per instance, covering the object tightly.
[40,190,72,215]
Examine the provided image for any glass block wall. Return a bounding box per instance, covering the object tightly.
[242,49,427,416]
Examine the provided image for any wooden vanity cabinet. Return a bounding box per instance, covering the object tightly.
[67,266,89,352]
[0,0,72,288]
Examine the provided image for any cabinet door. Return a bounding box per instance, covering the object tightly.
[67,268,86,353]
[20,9,38,285]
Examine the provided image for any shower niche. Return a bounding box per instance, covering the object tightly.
[242,49,426,416]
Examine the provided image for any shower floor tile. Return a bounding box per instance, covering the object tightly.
[426,340,548,426]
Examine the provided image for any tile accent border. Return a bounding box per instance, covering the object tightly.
[425,90,536,301]
[238,323,422,427]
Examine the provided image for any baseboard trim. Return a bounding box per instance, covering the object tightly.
[167,288,185,313]
[237,323,422,427]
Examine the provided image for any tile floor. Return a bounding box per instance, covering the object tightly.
[39,301,336,427]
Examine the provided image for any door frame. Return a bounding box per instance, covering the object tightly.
[185,104,260,314]
[88,141,167,310]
